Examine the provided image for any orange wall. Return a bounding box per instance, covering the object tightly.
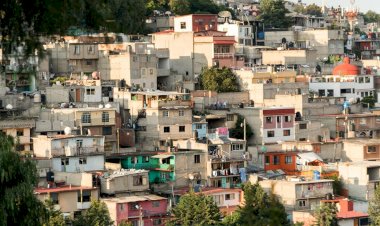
[264,153,297,172]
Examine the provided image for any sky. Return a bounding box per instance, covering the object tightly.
[290,0,380,13]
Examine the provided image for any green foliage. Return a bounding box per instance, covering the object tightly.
[361,96,376,108]
[169,191,222,226]
[363,10,380,24]
[222,211,241,226]
[324,175,343,196]
[237,182,290,226]
[199,67,240,92]
[119,220,134,226]
[369,184,380,225]
[258,0,292,29]
[314,202,338,226]
[229,114,254,140]
[0,133,48,225]
[305,4,322,17]
[44,199,66,226]
[73,200,113,226]
[169,0,191,15]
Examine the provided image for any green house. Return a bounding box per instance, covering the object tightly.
[121,154,175,183]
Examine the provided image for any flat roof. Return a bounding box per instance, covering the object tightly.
[103,194,167,203]
[130,90,188,96]
[342,138,380,145]
[35,186,95,194]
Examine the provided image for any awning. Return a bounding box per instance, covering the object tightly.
[151,154,173,159]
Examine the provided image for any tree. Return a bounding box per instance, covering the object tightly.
[258,0,292,29]
[199,67,240,92]
[305,4,322,17]
[222,211,241,226]
[169,0,190,15]
[369,185,380,225]
[169,190,221,226]
[363,10,380,24]
[361,96,376,108]
[73,200,113,226]
[237,183,290,226]
[324,175,343,196]
[0,133,47,225]
[314,202,338,226]
[44,199,66,226]
[229,114,254,140]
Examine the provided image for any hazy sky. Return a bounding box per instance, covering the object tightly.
[290,0,380,13]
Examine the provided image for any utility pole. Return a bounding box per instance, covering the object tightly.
[139,205,143,226]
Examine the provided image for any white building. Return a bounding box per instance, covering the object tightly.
[309,57,375,101]
[218,21,253,46]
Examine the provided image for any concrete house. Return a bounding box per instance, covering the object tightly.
[32,134,105,173]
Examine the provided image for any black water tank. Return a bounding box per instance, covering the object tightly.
[46,171,54,182]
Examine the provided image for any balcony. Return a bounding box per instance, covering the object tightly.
[126,163,174,171]
[157,68,170,77]
[214,53,234,59]
[151,99,192,109]
[155,49,169,58]
[51,146,104,157]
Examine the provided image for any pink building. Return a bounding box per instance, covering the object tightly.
[174,14,218,32]
[261,108,296,144]
[103,195,169,226]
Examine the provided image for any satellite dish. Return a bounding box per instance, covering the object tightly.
[105,104,111,108]
[218,11,232,18]
[5,104,13,110]
[98,104,104,109]
[64,127,72,135]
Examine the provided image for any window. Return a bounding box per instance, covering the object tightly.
[179,110,184,116]
[267,131,275,137]
[180,22,186,29]
[341,88,352,94]
[79,157,87,165]
[81,112,91,123]
[133,175,146,186]
[50,193,59,204]
[129,203,139,210]
[149,69,154,75]
[318,89,325,97]
[143,156,149,163]
[152,201,160,208]
[162,157,170,164]
[227,114,234,121]
[74,45,80,55]
[164,127,170,133]
[266,117,272,123]
[131,157,137,164]
[273,156,280,165]
[119,204,124,211]
[61,158,69,165]
[196,124,202,130]
[82,190,91,202]
[368,146,377,153]
[298,200,306,207]
[232,144,243,151]
[179,126,185,132]
[299,124,307,129]
[141,68,146,76]
[153,219,162,226]
[277,116,281,123]
[163,111,169,117]
[86,60,92,65]
[194,154,201,164]
[225,193,235,200]
[283,130,291,136]
[102,112,109,122]
[16,130,24,136]
[102,126,112,135]
[284,116,292,122]
[366,77,371,83]
[327,89,334,97]
[88,45,95,54]
[265,156,270,165]
[86,88,95,95]
[285,156,293,164]
[358,77,364,83]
